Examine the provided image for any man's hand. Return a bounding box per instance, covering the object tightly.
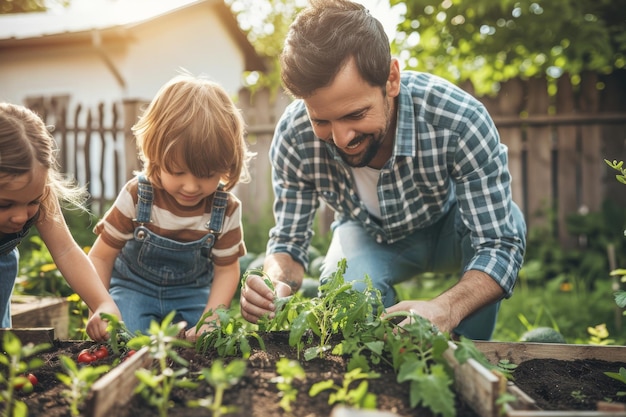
[240,273,292,323]
[384,300,455,334]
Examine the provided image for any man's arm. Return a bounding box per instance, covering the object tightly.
[385,270,504,334]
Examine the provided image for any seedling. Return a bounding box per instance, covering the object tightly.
[605,367,626,396]
[195,306,265,359]
[309,367,379,409]
[272,358,306,414]
[129,311,197,417]
[56,355,110,416]
[0,331,51,417]
[187,359,246,417]
[100,312,135,356]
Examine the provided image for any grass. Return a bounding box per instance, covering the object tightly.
[395,274,626,345]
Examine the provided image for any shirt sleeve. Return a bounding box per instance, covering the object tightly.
[266,102,320,270]
[451,102,526,297]
[93,180,137,249]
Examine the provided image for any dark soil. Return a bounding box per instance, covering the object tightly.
[9,335,626,416]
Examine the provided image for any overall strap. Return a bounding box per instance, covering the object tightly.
[134,175,153,225]
[205,185,228,234]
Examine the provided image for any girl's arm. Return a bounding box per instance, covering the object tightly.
[185,260,240,341]
[37,202,121,341]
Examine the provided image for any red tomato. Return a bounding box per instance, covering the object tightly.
[122,349,137,361]
[15,373,37,392]
[93,346,109,360]
[77,349,97,363]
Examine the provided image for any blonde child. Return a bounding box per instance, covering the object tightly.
[0,102,121,341]
[88,73,253,340]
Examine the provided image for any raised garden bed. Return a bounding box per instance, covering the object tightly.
[474,341,626,416]
[10,295,69,339]
[7,331,626,416]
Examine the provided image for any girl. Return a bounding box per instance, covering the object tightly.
[0,102,121,342]
[88,73,253,340]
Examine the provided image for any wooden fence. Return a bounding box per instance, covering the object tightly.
[22,72,626,248]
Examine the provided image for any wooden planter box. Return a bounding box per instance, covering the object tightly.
[10,295,69,339]
[474,341,626,417]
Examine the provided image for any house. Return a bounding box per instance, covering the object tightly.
[0,0,266,201]
[0,0,265,107]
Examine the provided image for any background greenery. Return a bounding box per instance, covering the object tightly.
[6,1,626,343]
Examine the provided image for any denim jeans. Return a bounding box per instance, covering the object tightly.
[0,248,19,328]
[321,202,526,340]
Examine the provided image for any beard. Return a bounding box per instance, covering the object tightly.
[334,99,392,168]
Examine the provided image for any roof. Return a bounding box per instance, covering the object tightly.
[0,0,266,71]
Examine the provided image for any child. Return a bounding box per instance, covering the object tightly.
[88,73,253,340]
[0,102,122,342]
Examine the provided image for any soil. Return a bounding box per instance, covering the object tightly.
[8,334,626,417]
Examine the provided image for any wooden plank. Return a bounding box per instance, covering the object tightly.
[473,341,626,364]
[443,341,504,417]
[85,347,152,417]
[0,328,56,345]
[10,295,69,340]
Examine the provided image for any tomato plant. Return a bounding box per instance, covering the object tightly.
[93,346,109,360]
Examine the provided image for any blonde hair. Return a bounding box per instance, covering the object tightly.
[133,72,252,191]
[0,102,88,222]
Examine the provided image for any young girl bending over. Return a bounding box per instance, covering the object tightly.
[0,102,121,341]
[89,73,253,340]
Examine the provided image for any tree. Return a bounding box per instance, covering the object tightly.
[0,0,68,14]
[390,0,626,95]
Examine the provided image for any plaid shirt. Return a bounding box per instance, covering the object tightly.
[268,71,525,295]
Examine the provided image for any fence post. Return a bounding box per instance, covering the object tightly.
[121,99,145,183]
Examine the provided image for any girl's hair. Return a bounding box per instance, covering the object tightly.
[280,0,391,98]
[0,102,88,222]
[133,72,253,191]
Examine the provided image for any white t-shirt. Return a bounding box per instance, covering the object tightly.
[351,166,381,219]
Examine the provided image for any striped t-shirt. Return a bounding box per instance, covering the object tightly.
[93,176,246,266]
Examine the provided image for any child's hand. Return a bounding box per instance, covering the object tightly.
[87,301,122,342]
[184,322,217,342]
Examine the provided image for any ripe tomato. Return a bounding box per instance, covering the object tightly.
[122,349,137,361]
[77,349,97,364]
[15,373,37,392]
[93,346,109,360]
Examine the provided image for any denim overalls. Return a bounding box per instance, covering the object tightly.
[109,176,227,334]
[0,214,38,327]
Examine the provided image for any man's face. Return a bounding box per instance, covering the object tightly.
[303,59,395,168]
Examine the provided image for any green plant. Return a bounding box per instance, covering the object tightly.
[129,311,197,417]
[272,358,306,414]
[187,359,247,417]
[605,367,626,396]
[605,159,626,185]
[194,306,265,359]
[309,367,379,409]
[56,355,110,416]
[101,312,135,356]
[0,331,51,417]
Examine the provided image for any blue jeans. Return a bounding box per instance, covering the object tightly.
[0,248,19,328]
[321,202,525,340]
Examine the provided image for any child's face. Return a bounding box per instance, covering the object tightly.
[0,164,46,236]
[159,160,223,207]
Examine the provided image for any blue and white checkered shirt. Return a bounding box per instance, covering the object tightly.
[267,71,525,296]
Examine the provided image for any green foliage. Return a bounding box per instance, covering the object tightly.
[194,307,265,358]
[605,159,626,185]
[0,332,51,417]
[273,358,306,414]
[129,311,196,417]
[391,0,626,96]
[56,355,110,416]
[309,367,379,410]
[605,367,626,396]
[187,359,247,417]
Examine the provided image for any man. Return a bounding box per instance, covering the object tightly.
[240,0,526,340]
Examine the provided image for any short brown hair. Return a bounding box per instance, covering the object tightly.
[133,72,253,191]
[280,0,391,98]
